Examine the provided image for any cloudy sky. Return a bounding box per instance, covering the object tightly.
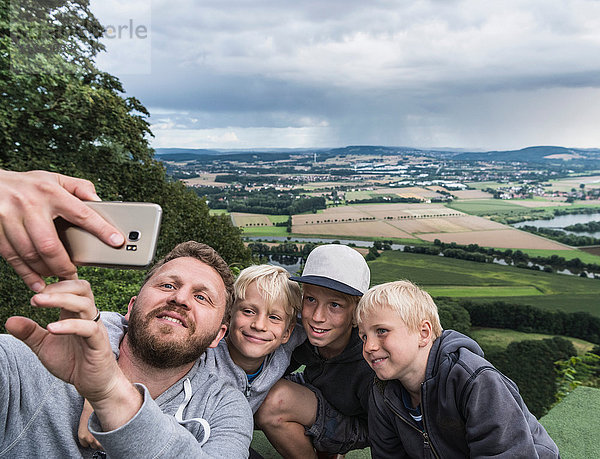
[90,0,600,151]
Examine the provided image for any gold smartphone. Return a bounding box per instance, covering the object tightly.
[55,201,162,269]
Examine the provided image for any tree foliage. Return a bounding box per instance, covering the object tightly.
[0,0,251,330]
[485,338,576,417]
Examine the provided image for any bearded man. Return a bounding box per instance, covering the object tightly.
[1,241,253,457]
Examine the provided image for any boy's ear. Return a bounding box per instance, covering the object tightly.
[280,322,293,344]
[418,320,433,347]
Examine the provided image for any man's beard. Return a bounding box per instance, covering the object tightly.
[127,301,220,369]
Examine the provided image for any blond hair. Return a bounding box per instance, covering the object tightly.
[235,265,302,326]
[355,280,443,339]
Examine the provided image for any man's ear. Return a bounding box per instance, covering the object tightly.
[207,324,228,349]
[124,296,137,320]
[418,320,433,347]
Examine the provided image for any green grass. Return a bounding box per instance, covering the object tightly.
[470,327,596,355]
[267,215,290,224]
[368,251,600,316]
[426,285,543,297]
[250,431,371,458]
[516,248,600,264]
[241,226,291,237]
[446,199,532,214]
[209,209,229,215]
[540,387,600,458]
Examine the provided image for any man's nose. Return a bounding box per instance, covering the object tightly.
[169,288,190,309]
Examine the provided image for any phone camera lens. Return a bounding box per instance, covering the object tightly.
[128,231,141,241]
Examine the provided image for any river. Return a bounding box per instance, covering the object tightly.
[513,212,600,238]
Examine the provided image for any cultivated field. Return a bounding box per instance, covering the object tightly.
[183,173,228,188]
[419,229,571,250]
[368,251,600,316]
[452,189,494,199]
[545,175,600,192]
[290,203,571,250]
[230,213,273,227]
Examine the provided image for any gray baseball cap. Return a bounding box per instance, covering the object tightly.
[290,244,371,296]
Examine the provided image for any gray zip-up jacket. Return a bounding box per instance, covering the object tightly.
[0,333,253,458]
[205,324,307,413]
[369,330,559,458]
[102,311,307,413]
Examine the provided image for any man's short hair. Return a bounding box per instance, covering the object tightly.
[142,241,235,324]
[355,280,443,339]
[234,264,302,326]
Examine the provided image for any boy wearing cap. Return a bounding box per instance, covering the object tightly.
[256,244,374,458]
[356,280,559,458]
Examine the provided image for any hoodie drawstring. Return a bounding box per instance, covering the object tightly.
[174,378,211,447]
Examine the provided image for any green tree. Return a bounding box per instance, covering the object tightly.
[0,0,251,330]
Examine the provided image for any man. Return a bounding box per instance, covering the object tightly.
[0,170,253,457]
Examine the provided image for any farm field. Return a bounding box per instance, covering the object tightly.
[367,251,600,316]
[289,203,572,250]
[518,248,600,264]
[544,175,600,192]
[447,199,566,215]
[470,327,596,355]
[451,189,494,199]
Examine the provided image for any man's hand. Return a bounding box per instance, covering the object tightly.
[5,280,142,431]
[0,169,125,292]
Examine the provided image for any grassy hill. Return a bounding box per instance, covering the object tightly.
[540,386,600,458]
[368,251,600,317]
[470,327,596,355]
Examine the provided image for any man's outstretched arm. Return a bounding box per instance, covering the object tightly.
[0,169,124,291]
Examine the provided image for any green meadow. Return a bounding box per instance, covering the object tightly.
[541,387,600,459]
[368,251,600,317]
[470,328,596,355]
[446,199,535,215]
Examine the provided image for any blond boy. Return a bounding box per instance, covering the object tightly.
[356,280,559,458]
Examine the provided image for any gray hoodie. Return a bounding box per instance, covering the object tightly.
[102,311,307,413]
[0,333,253,458]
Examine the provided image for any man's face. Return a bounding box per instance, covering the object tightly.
[227,281,292,372]
[125,257,228,368]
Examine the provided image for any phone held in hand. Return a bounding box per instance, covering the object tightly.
[55,201,163,269]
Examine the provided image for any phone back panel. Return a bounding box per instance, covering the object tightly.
[56,201,162,269]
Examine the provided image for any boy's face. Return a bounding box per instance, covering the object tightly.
[358,306,423,381]
[301,283,356,359]
[228,281,292,367]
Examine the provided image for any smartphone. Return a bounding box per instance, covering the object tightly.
[55,201,163,269]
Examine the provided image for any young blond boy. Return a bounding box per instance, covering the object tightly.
[356,280,559,458]
[79,264,304,447]
[256,244,374,458]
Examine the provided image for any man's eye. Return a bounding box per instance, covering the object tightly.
[376,328,388,335]
[195,294,206,301]
[161,283,175,289]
